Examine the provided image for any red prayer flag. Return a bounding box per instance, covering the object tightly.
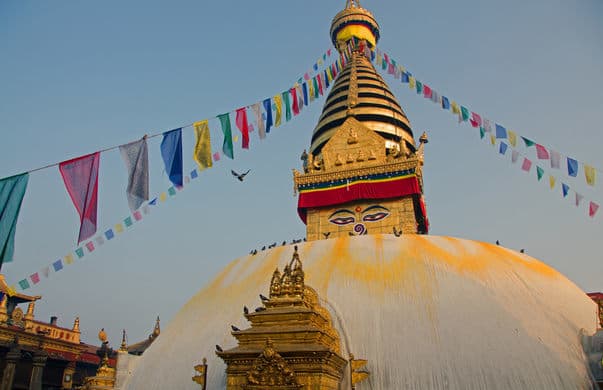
[423,84,433,99]
[316,74,324,96]
[213,152,221,162]
[59,152,100,244]
[383,52,390,64]
[469,112,482,128]
[85,241,95,252]
[327,49,332,57]
[133,210,142,221]
[535,144,550,159]
[521,158,532,172]
[290,87,300,116]
[30,273,40,284]
[235,107,250,149]
[590,201,599,217]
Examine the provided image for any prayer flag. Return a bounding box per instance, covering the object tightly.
[213,152,221,162]
[142,204,150,214]
[105,229,114,240]
[562,183,569,197]
[507,130,517,147]
[218,113,234,159]
[115,223,124,233]
[499,142,508,155]
[124,216,133,227]
[490,134,496,145]
[550,150,561,169]
[312,77,319,99]
[388,62,395,75]
[416,81,423,94]
[193,120,213,170]
[290,87,300,116]
[149,197,157,205]
[59,153,100,244]
[85,241,95,252]
[522,137,535,147]
[296,84,304,111]
[460,106,470,122]
[64,254,74,264]
[0,173,28,268]
[549,175,556,189]
[584,165,596,186]
[589,201,599,217]
[567,157,578,177]
[251,103,265,140]
[316,74,324,96]
[441,96,450,110]
[235,107,250,149]
[302,83,309,106]
[168,187,176,196]
[95,236,104,246]
[52,260,63,272]
[451,101,460,114]
[511,150,520,163]
[273,95,282,127]
[575,193,584,206]
[160,128,183,188]
[30,273,40,284]
[479,127,485,139]
[483,119,492,133]
[536,166,544,181]
[323,69,329,88]
[190,169,198,179]
[262,97,274,134]
[469,112,481,128]
[401,72,409,83]
[495,124,507,139]
[42,266,49,278]
[376,52,382,67]
[18,279,29,290]
[282,91,292,122]
[75,247,84,258]
[521,158,532,172]
[119,138,149,212]
[423,84,432,99]
[133,210,142,221]
[409,76,416,89]
[535,144,550,159]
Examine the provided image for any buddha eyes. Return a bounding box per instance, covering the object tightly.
[329,216,356,225]
[362,211,389,222]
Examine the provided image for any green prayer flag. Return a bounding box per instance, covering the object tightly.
[218,113,234,159]
[168,186,176,196]
[536,166,544,181]
[416,81,423,94]
[461,106,470,121]
[521,137,535,147]
[18,279,30,290]
[479,127,485,139]
[282,91,292,122]
[313,78,319,99]
[75,248,85,258]
[124,216,133,227]
[0,173,29,269]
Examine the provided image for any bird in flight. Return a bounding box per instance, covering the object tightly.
[231,169,251,181]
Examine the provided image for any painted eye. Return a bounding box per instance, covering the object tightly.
[362,212,389,222]
[329,216,355,225]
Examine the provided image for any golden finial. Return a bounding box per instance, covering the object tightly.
[72,317,80,332]
[153,316,160,337]
[98,328,108,344]
[346,0,361,8]
[120,329,127,351]
[0,294,7,312]
[419,131,429,144]
[25,302,35,320]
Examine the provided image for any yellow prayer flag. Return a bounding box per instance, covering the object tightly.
[549,175,556,189]
[507,130,517,147]
[159,192,167,202]
[451,101,460,114]
[318,58,323,66]
[233,135,239,142]
[584,164,596,186]
[64,253,74,265]
[115,223,124,233]
[409,76,416,89]
[193,120,213,171]
[308,82,315,102]
[490,134,496,145]
[273,94,282,127]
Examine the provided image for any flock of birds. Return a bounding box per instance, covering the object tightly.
[249,239,306,255]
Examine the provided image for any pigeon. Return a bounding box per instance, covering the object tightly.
[496,240,500,245]
[520,249,525,253]
[393,227,402,237]
[243,306,249,315]
[268,242,276,249]
[303,238,306,242]
[231,325,240,332]
[282,241,287,246]
[261,246,266,251]
[215,345,223,352]
[255,307,266,312]
[231,169,251,182]
[323,232,331,238]
[259,294,269,301]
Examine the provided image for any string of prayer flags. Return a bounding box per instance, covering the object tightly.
[59,152,100,244]
[217,114,234,159]
[119,138,149,212]
[235,108,250,149]
[567,157,578,177]
[160,128,183,188]
[0,173,29,268]
[193,120,213,170]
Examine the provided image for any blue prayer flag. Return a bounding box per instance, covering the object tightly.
[313,63,318,71]
[401,72,409,83]
[149,198,157,205]
[567,157,578,177]
[160,128,183,188]
[562,183,569,197]
[499,142,508,155]
[441,96,450,110]
[302,83,309,106]
[53,260,63,272]
[262,98,273,134]
[105,229,114,240]
[495,124,507,139]
[190,169,198,179]
[0,173,29,268]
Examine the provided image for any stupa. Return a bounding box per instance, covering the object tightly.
[120,1,598,389]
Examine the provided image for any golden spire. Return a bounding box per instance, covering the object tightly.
[72,317,80,332]
[120,329,128,351]
[152,316,160,337]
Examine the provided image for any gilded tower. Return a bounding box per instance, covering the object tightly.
[294,0,429,241]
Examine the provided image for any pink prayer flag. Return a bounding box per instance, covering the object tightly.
[383,52,390,64]
[213,152,221,162]
[550,150,561,168]
[235,107,250,149]
[59,152,100,244]
[85,241,95,252]
[511,150,520,163]
[535,144,550,159]
[133,210,142,221]
[30,273,40,284]
[423,84,432,99]
[304,72,310,80]
[575,193,584,206]
[327,49,332,57]
[521,158,532,172]
[589,201,599,217]
[469,112,482,128]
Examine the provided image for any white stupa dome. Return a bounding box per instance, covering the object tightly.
[123,235,597,389]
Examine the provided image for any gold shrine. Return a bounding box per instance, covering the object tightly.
[216,247,347,389]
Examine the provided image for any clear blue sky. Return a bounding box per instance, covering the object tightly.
[1,0,602,345]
